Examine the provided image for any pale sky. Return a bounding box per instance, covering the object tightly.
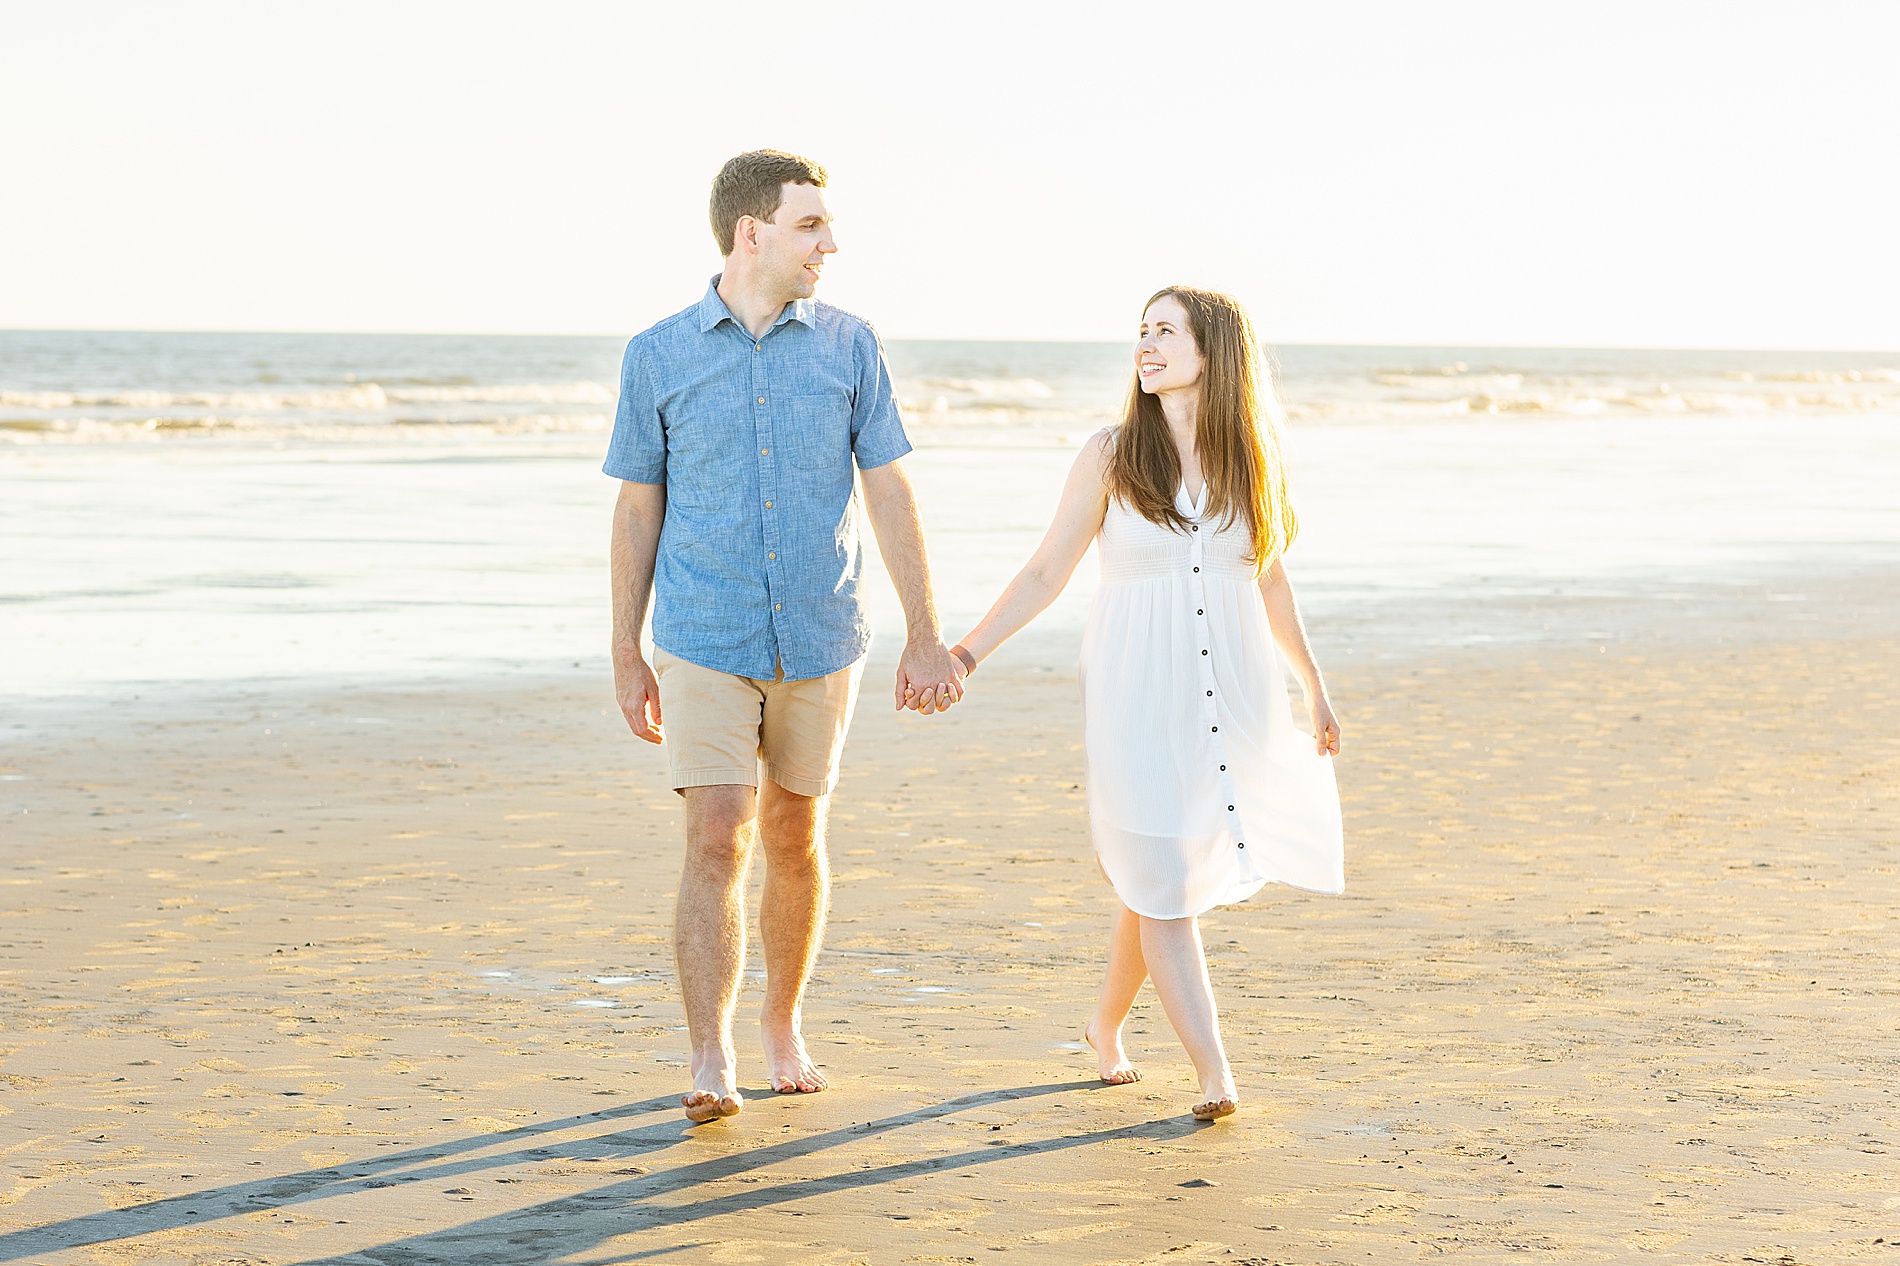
[3,1,1897,347]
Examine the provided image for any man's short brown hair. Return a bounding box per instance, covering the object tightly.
[710,150,827,257]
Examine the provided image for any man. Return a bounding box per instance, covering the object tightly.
[606,150,967,1123]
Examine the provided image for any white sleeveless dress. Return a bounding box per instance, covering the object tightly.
[1080,482,1345,919]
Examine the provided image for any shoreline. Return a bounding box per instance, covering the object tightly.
[12,412,1900,698]
[9,555,1900,719]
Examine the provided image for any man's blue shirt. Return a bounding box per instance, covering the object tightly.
[603,277,913,681]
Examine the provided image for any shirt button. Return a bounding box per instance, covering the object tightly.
[1219,764,1226,771]
[761,447,769,455]
[1227,804,1235,811]
[757,396,766,404]
[1237,841,1246,849]
[1211,725,1218,732]
[1196,608,1204,615]
[754,344,761,351]
[775,603,782,611]
[765,500,774,508]
[1201,649,1208,656]
[1193,566,1200,573]
[1206,690,1213,696]
[768,552,777,560]
[1192,525,1199,532]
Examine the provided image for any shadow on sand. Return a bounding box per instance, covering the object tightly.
[4,1079,1195,1264]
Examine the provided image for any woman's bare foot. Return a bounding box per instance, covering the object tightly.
[1084,1016,1141,1085]
[682,1047,744,1123]
[761,1021,828,1094]
[1191,1067,1238,1121]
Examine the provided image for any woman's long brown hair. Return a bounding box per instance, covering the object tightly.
[1105,285,1299,572]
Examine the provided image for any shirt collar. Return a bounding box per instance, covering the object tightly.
[697,275,815,335]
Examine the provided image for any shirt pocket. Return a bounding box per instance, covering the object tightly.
[788,393,852,472]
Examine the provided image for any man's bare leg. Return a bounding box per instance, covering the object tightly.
[677,784,756,1122]
[756,779,829,1093]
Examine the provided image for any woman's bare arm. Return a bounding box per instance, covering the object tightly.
[1259,558,1341,755]
[955,431,1113,667]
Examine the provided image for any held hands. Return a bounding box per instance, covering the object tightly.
[614,648,664,744]
[895,638,967,715]
[1310,693,1342,757]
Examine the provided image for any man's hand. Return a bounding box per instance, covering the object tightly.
[860,461,963,717]
[895,639,966,715]
[615,649,664,743]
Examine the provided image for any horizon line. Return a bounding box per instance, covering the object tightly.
[3,328,1899,357]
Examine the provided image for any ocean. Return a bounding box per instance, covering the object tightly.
[6,332,1900,442]
[3,331,1898,699]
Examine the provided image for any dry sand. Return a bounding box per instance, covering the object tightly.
[2,629,1897,1264]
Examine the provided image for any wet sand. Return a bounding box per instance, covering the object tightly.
[2,628,1898,1264]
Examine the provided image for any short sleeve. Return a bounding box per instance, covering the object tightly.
[847,323,912,471]
[602,339,666,483]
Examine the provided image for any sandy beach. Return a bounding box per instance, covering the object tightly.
[8,3,1900,1259]
[3,607,1897,1264]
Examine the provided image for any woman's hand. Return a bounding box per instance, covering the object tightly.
[1309,693,1341,756]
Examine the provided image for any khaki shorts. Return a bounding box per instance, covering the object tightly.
[652,647,865,798]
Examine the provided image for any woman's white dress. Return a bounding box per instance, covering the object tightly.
[1081,482,1345,919]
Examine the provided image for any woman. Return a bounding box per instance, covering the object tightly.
[948,286,1344,1120]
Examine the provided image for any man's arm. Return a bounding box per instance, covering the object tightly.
[611,479,667,742]
[858,459,965,714]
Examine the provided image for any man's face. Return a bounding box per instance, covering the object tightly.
[752,182,837,301]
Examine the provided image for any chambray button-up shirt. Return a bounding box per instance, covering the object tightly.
[603,278,912,681]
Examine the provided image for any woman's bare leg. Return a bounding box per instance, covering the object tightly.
[1085,903,1145,1084]
[1139,914,1238,1118]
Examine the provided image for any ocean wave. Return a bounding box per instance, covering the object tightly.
[1752,368,1900,384]
[0,381,612,411]
[908,376,1056,397]
[0,412,612,445]
[1373,371,1527,390]
[1288,385,1900,421]
[385,382,614,404]
[899,377,1059,414]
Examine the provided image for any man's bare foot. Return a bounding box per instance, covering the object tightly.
[683,1048,743,1123]
[761,1021,828,1094]
[1192,1068,1239,1121]
[1084,1016,1141,1085]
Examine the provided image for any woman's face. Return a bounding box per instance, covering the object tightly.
[1136,295,1203,395]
